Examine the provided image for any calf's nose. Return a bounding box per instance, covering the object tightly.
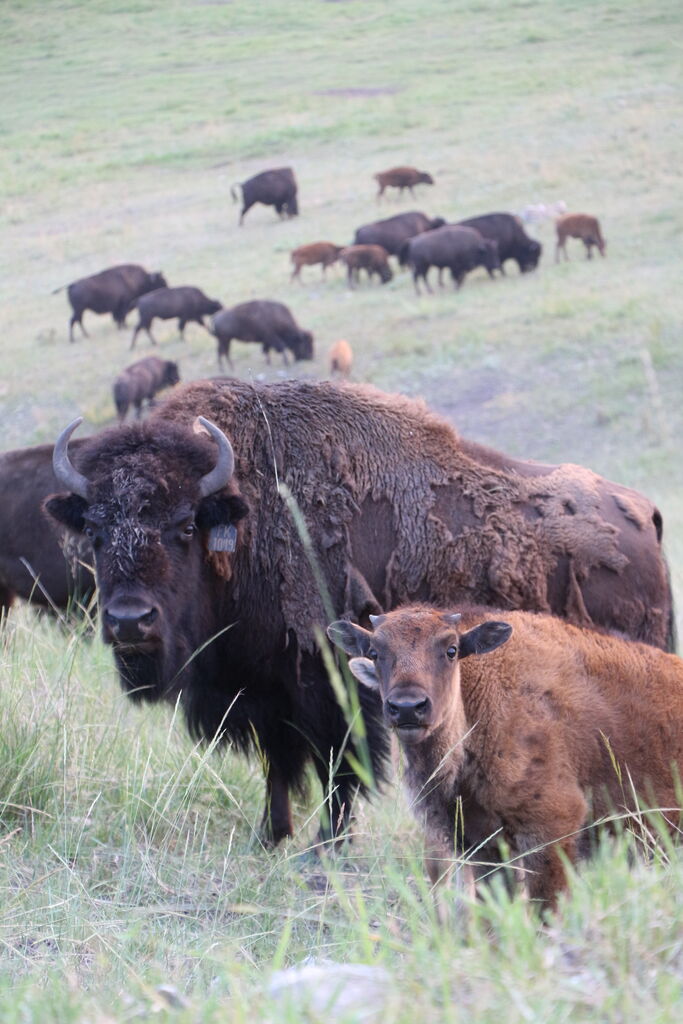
[386,696,431,727]
[103,601,159,643]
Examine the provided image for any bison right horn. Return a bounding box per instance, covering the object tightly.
[197,417,235,497]
[53,417,91,500]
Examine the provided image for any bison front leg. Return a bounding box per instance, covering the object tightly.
[514,787,586,916]
[260,762,293,846]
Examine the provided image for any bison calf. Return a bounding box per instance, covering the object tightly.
[329,604,683,916]
[290,242,343,282]
[211,299,314,370]
[374,166,434,200]
[130,286,222,349]
[555,213,606,261]
[328,339,353,377]
[339,245,393,286]
[232,167,298,225]
[113,356,180,422]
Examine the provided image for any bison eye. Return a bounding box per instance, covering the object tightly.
[367,648,378,662]
[446,645,458,661]
[182,522,196,538]
[84,526,94,539]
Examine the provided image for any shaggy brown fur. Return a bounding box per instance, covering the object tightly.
[329,604,683,913]
[339,245,393,286]
[555,213,606,261]
[329,339,353,377]
[290,242,343,281]
[153,379,672,653]
[374,166,434,199]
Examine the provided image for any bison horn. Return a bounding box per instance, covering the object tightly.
[197,417,235,497]
[53,417,91,500]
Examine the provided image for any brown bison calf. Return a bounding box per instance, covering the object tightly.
[555,213,606,261]
[290,242,343,282]
[328,339,353,377]
[374,166,434,200]
[339,245,393,286]
[329,604,683,916]
[113,356,180,422]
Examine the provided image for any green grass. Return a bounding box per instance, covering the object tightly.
[2,0,683,1018]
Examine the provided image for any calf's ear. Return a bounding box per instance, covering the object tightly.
[327,619,373,657]
[348,656,379,690]
[458,621,512,660]
[43,494,88,534]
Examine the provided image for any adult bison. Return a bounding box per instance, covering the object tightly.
[354,211,446,258]
[210,300,314,370]
[231,167,298,225]
[0,440,94,615]
[456,213,542,274]
[54,264,168,343]
[399,225,500,293]
[114,356,180,422]
[130,286,222,349]
[46,380,674,847]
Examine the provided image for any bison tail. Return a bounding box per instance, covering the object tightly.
[51,284,66,294]
[230,183,242,203]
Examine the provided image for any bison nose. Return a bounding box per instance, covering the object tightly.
[386,696,431,727]
[103,601,159,644]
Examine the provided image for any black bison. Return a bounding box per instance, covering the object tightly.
[130,287,222,349]
[210,300,314,370]
[399,226,500,294]
[290,242,343,282]
[46,380,674,848]
[456,213,542,274]
[374,166,435,200]
[339,245,393,286]
[54,264,167,343]
[231,167,298,225]
[113,356,180,422]
[354,211,446,258]
[0,440,94,615]
[329,603,683,915]
[555,213,606,261]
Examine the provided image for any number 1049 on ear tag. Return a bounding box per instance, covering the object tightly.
[208,524,237,552]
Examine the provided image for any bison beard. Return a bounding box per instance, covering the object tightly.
[46,380,674,849]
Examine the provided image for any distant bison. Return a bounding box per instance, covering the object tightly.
[130,287,222,349]
[290,242,343,282]
[456,213,542,274]
[329,339,353,377]
[114,356,180,422]
[0,440,94,615]
[231,167,299,225]
[555,213,606,261]
[374,166,434,200]
[339,245,393,286]
[399,226,500,294]
[54,264,167,343]
[354,211,446,258]
[211,299,314,370]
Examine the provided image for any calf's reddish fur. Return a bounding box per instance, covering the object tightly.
[329,604,683,914]
[555,213,606,261]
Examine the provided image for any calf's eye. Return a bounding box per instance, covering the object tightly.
[446,645,457,661]
[368,648,378,662]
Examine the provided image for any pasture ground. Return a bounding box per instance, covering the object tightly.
[2,0,683,1019]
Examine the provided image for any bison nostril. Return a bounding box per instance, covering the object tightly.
[386,700,401,719]
[139,608,158,627]
[103,603,159,642]
[414,698,429,713]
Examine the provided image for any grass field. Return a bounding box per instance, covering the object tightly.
[2,1,683,1019]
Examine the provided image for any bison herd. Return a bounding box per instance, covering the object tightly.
[11,159,676,922]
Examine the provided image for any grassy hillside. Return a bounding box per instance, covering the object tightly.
[1,1,683,1019]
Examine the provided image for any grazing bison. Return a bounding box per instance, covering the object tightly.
[113,356,180,422]
[290,242,343,282]
[0,440,94,615]
[374,166,434,200]
[231,167,299,225]
[399,226,500,294]
[556,213,606,261]
[456,213,542,274]
[210,300,314,370]
[329,603,683,914]
[46,380,674,848]
[54,264,167,343]
[339,245,393,286]
[329,339,353,377]
[130,287,222,349]
[354,211,446,258]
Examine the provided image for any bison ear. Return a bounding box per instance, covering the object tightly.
[327,619,373,657]
[43,494,88,534]
[196,493,248,532]
[347,656,379,690]
[458,621,512,660]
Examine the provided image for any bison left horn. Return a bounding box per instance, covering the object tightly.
[197,417,235,497]
[53,417,91,500]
